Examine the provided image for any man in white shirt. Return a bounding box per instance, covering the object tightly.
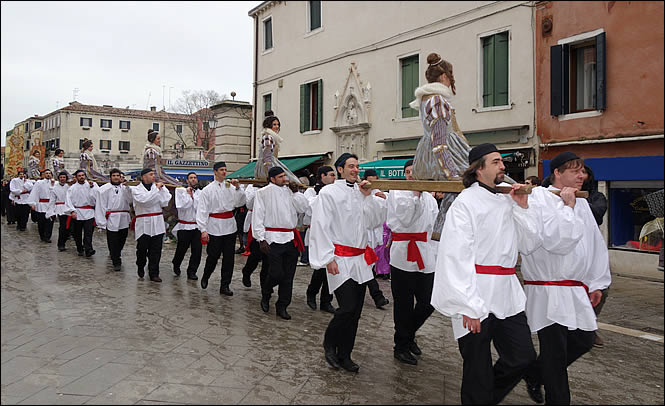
[310,153,387,373]
[171,172,203,280]
[131,168,172,282]
[48,171,71,251]
[196,161,246,295]
[253,166,309,320]
[95,168,132,271]
[240,183,270,288]
[430,143,540,404]
[521,152,611,405]
[65,169,99,257]
[9,169,33,231]
[387,160,439,366]
[28,169,56,243]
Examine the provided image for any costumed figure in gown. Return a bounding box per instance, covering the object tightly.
[79,139,109,182]
[143,129,183,186]
[254,110,300,184]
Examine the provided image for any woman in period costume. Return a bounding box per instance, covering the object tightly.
[79,139,109,182]
[143,129,182,186]
[28,150,42,179]
[52,148,69,179]
[254,110,299,184]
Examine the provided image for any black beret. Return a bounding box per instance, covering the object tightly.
[404,159,414,170]
[468,143,499,164]
[550,152,581,174]
[268,166,285,179]
[140,168,154,176]
[316,166,333,178]
[363,169,378,178]
[334,153,354,169]
[213,161,227,170]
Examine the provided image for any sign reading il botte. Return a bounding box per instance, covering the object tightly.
[165,159,210,167]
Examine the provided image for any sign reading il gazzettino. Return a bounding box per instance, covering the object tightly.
[165,159,210,167]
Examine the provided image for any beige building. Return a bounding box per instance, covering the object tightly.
[248,1,538,180]
[39,102,196,174]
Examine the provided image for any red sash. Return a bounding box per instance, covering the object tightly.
[178,220,197,225]
[75,205,95,210]
[65,206,96,229]
[130,212,163,230]
[392,232,427,270]
[209,211,234,219]
[333,244,379,266]
[106,210,130,219]
[39,199,50,203]
[266,227,304,252]
[524,280,589,295]
[55,202,65,205]
[17,191,30,200]
[243,226,254,255]
[475,265,516,275]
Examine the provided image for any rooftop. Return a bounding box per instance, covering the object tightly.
[55,101,195,121]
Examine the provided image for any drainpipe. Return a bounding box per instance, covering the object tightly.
[252,14,259,160]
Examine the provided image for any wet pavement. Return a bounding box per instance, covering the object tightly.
[1,218,663,405]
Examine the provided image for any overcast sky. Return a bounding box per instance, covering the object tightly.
[1,1,262,146]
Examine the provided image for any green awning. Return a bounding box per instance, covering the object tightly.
[228,155,325,178]
[359,158,411,179]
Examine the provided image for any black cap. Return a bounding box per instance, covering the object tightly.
[140,168,154,176]
[468,143,499,164]
[334,153,353,169]
[404,159,414,170]
[550,152,581,174]
[268,166,284,179]
[316,166,333,178]
[363,169,378,178]
[213,161,227,170]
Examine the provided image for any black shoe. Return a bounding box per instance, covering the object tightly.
[137,268,145,278]
[150,276,162,283]
[324,343,340,370]
[338,358,360,373]
[187,273,198,281]
[44,239,52,243]
[173,266,181,276]
[235,247,245,254]
[77,251,84,257]
[201,277,209,289]
[220,286,234,296]
[524,376,544,404]
[276,308,291,320]
[113,263,122,272]
[394,350,418,365]
[242,272,251,287]
[320,303,336,314]
[306,294,317,310]
[85,250,95,257]
[409,341,422,356]
[260,296,270,313]
[375,296,389,309]
[58,247,66,252]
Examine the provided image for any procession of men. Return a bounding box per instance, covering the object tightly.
[2,146,611,405]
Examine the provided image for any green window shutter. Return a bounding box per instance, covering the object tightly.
[264,19,272,50]
[483,35,495,107]
[494,31,509,106]
[300,83,311,133]
[401,55,419,118]
[317,79,323,130]
[310,1,321,30]
[263,94,271,113]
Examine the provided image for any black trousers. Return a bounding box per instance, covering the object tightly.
[306,268,333,306]
[31,209,38,223]
[457,312,536,405]
[107,228,129,266]
[172,229,202,276]
[36,211,54,241]
[15,203,30,230]
[390,266,435,352]
[6,201,17,223]
[324,279,367,361]
[57,215,70,249]
[242,238,269,279]
[367,276,385,303]
[262,242,299,310]
[136,234,164,277]
[202,233,236,288]
[525,323,595,405]
[72,218,94,254]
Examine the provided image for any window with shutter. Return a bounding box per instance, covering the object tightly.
[299,80,322,132]
[400,55,419,118]
[263,94,272,114]
[309,1,321,31]
[482,31,509,108]
[264,18,273,50]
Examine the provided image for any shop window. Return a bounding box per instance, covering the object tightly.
[609,182,664,253]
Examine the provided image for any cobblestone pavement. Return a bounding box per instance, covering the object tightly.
[1,219,663,404]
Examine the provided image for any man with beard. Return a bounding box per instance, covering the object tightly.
[95,168,132,271]
[65,170,99,257]
[171,172,203,280]
[430,143,540,404]
[28,169,56,242]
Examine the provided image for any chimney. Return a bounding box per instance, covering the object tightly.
[103,104,112,108]
[150,106,156,111]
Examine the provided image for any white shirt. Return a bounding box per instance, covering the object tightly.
[95,182,132,231]
[196,179,246,236]
[171,187,202,235]
[252,182,309,245]
[47,182,70,217]
[367,189,388,248]
[243,184,258,233]
[65,181,99,221]
[131,183,172,239]
[27,179,55,213]
[430,182,540,340]
[309,180,388,293]
[520,186,612,333]
[387,190,439,273]
[9,177,33,204]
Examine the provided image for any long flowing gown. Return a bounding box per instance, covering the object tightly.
[254,128,300,184]
[143,146,182,186]
[79,151,109,182]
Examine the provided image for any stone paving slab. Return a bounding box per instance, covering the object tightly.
[1,219,664,404]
